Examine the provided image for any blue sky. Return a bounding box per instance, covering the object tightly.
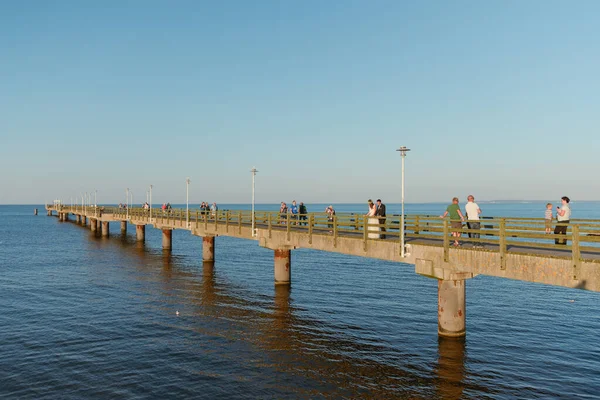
[1,1,598,204]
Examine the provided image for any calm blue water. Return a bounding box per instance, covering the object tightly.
[1,203,599,399]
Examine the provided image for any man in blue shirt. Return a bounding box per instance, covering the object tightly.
[290,200,299,224]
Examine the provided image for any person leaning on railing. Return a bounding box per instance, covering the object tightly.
[554,196,571,245]
[440,197,465,247]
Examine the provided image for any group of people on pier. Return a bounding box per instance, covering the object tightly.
[441,195,571,247]
[279,201,308,225]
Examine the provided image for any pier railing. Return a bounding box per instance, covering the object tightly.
[48,205,600,263]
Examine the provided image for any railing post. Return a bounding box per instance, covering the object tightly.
[238,211,242,234]
[572,224,581,280]
[309,214,313,244]
[443,218,449,262]
[355,214,359,231]
[195,210,199,229]
[415,215,420,235]
[333,215,338,247]
[286,213,291,241]
[268,213,272,238]
[214,210,218,231]
[226,210,230,232]
[363,215,368,251]
[499,218,507,270]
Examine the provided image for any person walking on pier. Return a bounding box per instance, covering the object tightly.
[299,202,308,225]
[210,202,218,218]
[465,195,482,247]
[375,199,386,239]
[440,197,465,247]
[554,196,571,245]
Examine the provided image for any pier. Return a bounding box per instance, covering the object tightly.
[46,205,600,338]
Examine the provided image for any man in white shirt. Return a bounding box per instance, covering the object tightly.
[465,195,482,247]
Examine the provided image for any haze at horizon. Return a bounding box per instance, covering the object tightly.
[1,1,598,204]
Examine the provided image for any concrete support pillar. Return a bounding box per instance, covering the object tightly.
[121,221,127,234]
[274,249,291,285]
[81,215,87,226]
[90,218,97,232]
[58,213,63,221]
[47,210,52,216]
[202,236,215,262]
[64,213,69,221]
[101,221,109,237]
[162,229,172,250]
[136,225,145,242]
[76,215,81,223]
[438,279,466,337]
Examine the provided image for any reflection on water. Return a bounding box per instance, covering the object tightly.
[435,337,466,400]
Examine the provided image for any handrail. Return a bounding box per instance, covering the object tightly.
[47,205,600,261]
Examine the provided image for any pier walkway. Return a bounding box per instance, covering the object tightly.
[46,205,600,337]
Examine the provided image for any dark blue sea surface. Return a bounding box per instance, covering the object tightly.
[0,203,599,399]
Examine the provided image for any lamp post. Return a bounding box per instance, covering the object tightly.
[186,177,191,228]
[251,167,258,237]
[94,189,97,217]
[149,185,153,220]
[396,146,410,257]
[126,188,129,219]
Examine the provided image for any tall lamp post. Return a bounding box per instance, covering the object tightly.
[126,188,130,219]
[94,189,98,217]
[251,167,258,237]
[186,177,191,227]
[396,146,410,257]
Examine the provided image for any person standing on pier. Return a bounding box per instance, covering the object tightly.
[554,196,571,245]
[299,202,308,225]
[366,200,380,239]
[440,197,465,247]
[290,200,299,225]
[465,195,482,247]
[375,199,386,239]
[280,202,288,224]
[210,202,218,218]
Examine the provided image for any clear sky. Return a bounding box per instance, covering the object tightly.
[1,1,598,205]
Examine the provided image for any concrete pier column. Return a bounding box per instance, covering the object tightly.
[162,229,172,250]
[438,279,466,337]
[121,221,127,234]
[81,215,87,226]
[47,210,52,216]
[274,249,291,285]
[202,236,215,262]
[90,218,97,232]
[101,221,109,237]
[136,225,145,242]
[76,215,81,224]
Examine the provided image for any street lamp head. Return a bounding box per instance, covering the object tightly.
[186,177,191,184]
[396,146,411,156]
[251,167,258,174]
